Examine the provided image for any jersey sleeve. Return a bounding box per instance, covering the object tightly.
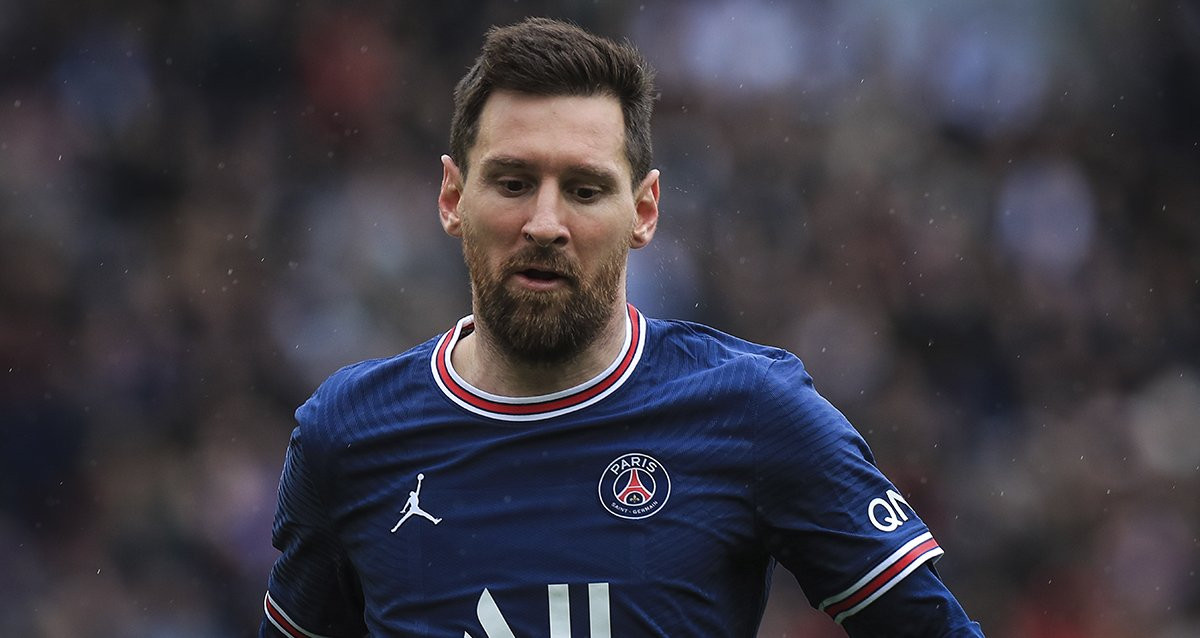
[261,425,367,638]
[752,354,983,636]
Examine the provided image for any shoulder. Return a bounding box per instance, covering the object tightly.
[646,317,858,454]
[294,332,444,447]
[643,316,859,467]
[647,317,795,369]
[645,317,814,392]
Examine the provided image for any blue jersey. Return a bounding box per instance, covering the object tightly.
[261,305,983,637]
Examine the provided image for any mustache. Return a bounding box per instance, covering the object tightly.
[502,245,580,280]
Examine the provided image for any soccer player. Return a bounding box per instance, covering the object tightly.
[260,17,985,638]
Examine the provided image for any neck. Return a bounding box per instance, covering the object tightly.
[451,303,629,397]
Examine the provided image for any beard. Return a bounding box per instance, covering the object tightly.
[461,222,628,366]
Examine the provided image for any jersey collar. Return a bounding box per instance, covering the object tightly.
[431,304,646,422]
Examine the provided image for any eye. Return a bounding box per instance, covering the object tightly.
[498,179,530,196]
[572,186,603,202]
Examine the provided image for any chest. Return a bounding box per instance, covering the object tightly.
[325,407,769,635]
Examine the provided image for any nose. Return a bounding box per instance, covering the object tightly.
[521,185,569,248]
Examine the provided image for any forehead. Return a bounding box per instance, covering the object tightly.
[471,90,630,180]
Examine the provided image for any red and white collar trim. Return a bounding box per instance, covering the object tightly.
[431,304,646,422]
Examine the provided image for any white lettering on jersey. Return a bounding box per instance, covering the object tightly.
[868,489,913,532]
[548,584,570,637]
[587,583,610,637]
[465,583,611,638]
[473,588,516,638]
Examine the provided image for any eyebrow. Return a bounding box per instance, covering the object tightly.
[479,156,621,186]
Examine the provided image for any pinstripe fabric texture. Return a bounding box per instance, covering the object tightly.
[260,309,980,637]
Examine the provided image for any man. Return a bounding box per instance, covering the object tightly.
[261,17,984,637]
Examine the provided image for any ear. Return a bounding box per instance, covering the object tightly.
[438,154,465,238]
[630,169,660,249]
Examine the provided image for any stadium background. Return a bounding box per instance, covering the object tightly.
[2,0,1198,635]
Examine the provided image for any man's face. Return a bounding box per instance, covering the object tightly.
[439,90,658,365]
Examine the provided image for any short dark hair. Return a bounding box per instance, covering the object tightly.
[449,17,656,186]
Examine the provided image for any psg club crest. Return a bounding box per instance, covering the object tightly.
[598,453,670,519]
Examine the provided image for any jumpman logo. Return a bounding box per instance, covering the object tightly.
[391,473,442,531]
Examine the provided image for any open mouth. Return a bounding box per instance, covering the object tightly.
[520,268,563,281]
[512,264,574,290]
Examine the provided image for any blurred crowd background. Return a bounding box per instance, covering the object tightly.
[2,0,1198,636]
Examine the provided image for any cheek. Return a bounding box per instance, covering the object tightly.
[575,227,633,278]
[580,214,635,252]
[461,194,527,238]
